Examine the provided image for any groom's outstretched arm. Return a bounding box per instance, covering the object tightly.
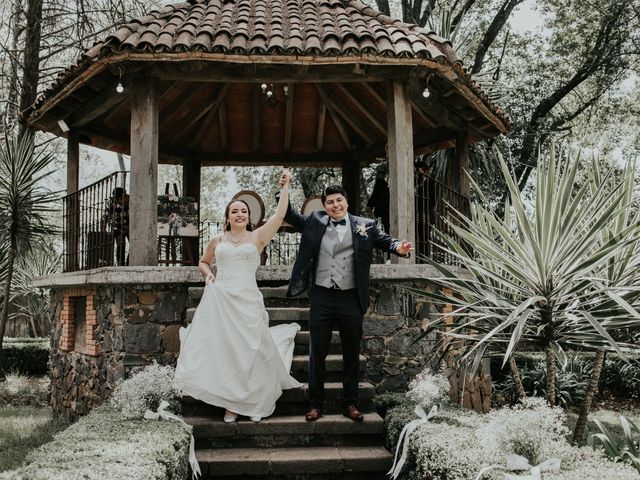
[370,223,412,258]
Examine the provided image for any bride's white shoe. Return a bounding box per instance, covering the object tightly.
[250,416,261,422]
[223,411,238,423]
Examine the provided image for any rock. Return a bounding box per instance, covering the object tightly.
[137,291,157,305]
[363,337,385,355]
[124,323,161,353]
[162,325,182,353]
[376,287,401,315]
[129,308,152,324]
[363,315,405,336]
[153,291,187,323]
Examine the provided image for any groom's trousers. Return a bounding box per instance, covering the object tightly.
[308,285,363,409]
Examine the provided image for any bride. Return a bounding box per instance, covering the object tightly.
[175,170,301,422]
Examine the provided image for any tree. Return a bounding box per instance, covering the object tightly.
[411,146,640,420]
[0,135,59,380]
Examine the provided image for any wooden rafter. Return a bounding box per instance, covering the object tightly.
[335,83,386,136]
[316,103,326,151]
[68,84,128,127]
[317,84,372,146]
[315,86,351,149]
[159,83,211,130]
[172,84,230,141]
[219,101,227,150]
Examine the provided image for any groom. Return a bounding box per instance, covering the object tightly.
[280,181,413,422]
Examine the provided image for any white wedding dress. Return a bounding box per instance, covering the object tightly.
[175,241,302,418]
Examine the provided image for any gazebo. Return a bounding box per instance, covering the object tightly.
[28,0,508,419]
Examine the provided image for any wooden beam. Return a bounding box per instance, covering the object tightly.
[456,131,470,197]
[129,76,159,266]
[335,83,386,135]
[284,83,294,151]
[315,85,351,150]
[68,86,129,127]
[386,81,415,264]
[409,99,436,128]
[351,127,454,163]
[316,103,326,151]
[196,151,349,167]
[317,84,374,145]
[219,101,227,150]
[253,85,261,152]
[182,155,201,265]
[159,83,211,131]
[65,131,80,272]
[342,159,360,214]
[173,84,230,141]
[360,82,386,107]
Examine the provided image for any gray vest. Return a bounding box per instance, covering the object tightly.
[315,222,356,290]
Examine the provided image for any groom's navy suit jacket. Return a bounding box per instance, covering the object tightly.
[284,204,405,314]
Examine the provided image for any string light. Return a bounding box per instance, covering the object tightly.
[115,68,124,93]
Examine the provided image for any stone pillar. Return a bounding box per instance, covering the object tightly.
[182,155,201,264]
[386,81,415,264]
[342,159,359,214]
[129,77,159,266]
[65,131,79,271]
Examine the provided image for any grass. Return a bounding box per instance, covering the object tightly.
[0,374,66,472]
[566,408,640,446]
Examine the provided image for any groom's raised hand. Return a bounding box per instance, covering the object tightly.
[395,240,414,256]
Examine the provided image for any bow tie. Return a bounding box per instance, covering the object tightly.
[331,218,347,227]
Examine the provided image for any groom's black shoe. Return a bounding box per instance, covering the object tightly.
[305,407,322,421]
[343,405,364,422]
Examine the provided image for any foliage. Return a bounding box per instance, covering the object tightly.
[0,404,190,480]
[374,391,411,418]
[385,402,639,480]
[0,373,49,407]
[109,362,181,419]
[591,415,640,473]
[0,339,49,377]
[405,369,450,409]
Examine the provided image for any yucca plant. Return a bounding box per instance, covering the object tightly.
[409,147,640,420]
[0,134,59,380]
[592,415,640,473]
[10,247,61,338]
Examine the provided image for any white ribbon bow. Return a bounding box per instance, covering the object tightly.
[387,404,438,479]
[475,454,561,480]
[144,400,202,480]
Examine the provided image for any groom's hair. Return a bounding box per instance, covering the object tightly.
[321,185,348,204]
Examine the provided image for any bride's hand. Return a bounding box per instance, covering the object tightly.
[279,169,292,188]
[205,272,215,284]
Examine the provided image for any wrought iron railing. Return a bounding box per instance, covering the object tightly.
[62,171,129,272]
[63,172,469,272]
[414,174,470,267]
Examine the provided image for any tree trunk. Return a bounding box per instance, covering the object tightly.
[508,355,526,400]
[18,0,43,140]
[0,245,17,381]
[572,347,605,444]
[545,347,556,406]
[4,0,23,131]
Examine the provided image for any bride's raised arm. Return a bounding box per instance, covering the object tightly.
[255,169,292,250]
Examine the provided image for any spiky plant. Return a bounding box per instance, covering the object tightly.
[0,134,59,380]
[409,147,640,415]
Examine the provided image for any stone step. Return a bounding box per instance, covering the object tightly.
[196,446,392,479]
[188,286,309,308]
[185,306,310,327]
[188,413,384,448]
[291,355,366,382]
[181,382,376,416]
[294,331,342,355]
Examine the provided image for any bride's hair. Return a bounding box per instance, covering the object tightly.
[224,199,253,231]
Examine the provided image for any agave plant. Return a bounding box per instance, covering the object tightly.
[0,134,59,379]
[592,415,640,473]
[410,147,640,417]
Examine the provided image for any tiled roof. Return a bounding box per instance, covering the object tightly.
[82,0,459,62]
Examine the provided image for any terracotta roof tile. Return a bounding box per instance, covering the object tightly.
[28,0,510,129]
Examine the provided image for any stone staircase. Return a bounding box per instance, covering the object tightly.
[182,286,392,479]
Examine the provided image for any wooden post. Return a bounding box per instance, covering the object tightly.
[129,77,159,266]
[386,81,415,264]
[66,131,80,271]
[342,159,359,214]
[182,155,201,264]
[456,132,470,197]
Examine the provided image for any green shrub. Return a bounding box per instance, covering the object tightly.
[0,339,49,376]
[375,391,411,418]
[0,405,190,480]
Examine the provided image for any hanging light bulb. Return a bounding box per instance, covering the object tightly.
[116,81,124,93]
[283,85,289,97]
[266,90,273,98]
[422,87,430,98]
[261,83,268,93]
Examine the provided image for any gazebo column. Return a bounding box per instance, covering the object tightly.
[65,131,79,271]
[129,77,159,266]
[182,156,201,264]
[386,81,415,264]
[447,132,470,197]
[342,159,360,214]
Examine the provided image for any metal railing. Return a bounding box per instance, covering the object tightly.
[62,172,129,272]
[414,174,470,267]
[62,172,470,272]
